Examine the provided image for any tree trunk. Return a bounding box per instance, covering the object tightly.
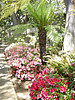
[64,0,75,51]
[38,30,46,64]
[12,13,20,25]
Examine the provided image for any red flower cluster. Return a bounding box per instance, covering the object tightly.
[28,68,75,100]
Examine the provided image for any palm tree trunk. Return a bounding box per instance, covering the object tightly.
[38,30,46,64]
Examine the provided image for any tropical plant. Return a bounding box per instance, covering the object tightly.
[25,0,55,64]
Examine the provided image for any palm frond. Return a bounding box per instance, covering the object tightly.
[26,1,55,30]
[7,24,32,34]
[26,3,40,26]
[46,25,65,43]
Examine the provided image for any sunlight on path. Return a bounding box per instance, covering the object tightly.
[0,49,18,100]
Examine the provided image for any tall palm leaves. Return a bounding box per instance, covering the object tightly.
[26,1,54,30]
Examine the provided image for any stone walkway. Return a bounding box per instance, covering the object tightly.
[0,44,18,100]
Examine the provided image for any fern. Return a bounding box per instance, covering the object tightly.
[46,25,65,43]
[26,1,55,30]
[7,24,32,34]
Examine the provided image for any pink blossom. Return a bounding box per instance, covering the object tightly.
[55,98,58,100]
[50,94,54,99]
[71,63,73,66]
[59,86,66,93]
[41,91,48,99]
[50,88,56,93]
[71,93,75,97]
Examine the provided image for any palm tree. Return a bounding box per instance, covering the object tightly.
[26,1,54,63]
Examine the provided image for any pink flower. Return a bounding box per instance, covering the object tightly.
[29,93,36,100]
[35,74,39,79]
[71,63,73,66]
[50,88,56,93]
[45,76,54,86]
[50,94,54,99]
[39,80,45,88]
[56,94,58,96]
[49,68,51,72]
[56,84,59,87]
[41,98,45,100]
[41,91,48,99]
[59,86,66,93]
[49,81,54,86]
[42,68,49,75]
[54,78,59,82]
[55,98,58,100]
[45,76,49,82]
[71,93,75,97]
[66,82,70,85]
[70,73,73,76]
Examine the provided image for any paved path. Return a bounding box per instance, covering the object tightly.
[0,44,17,100]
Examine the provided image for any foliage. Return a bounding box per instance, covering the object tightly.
[5,24,32,44]
[7,24,38,45]
[46,46,60,55]
[28,68,75,100]
[4,42,44,80]
[45,51,75,91]
[7,24,32,34]
[0,0,30,20]
[68,63,75,90]
[46,25,66,48]
[26,0,55,30]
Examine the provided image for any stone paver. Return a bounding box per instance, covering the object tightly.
[0,49,18,100]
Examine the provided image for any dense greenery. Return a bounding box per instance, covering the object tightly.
[1,0,75,100]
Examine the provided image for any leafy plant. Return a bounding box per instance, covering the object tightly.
[46,46,60,55]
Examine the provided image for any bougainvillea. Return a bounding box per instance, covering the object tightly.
[4,42,44,80]
[28,68,75,100]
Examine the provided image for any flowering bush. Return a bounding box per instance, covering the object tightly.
[4,42,44,80]
[28,68,75,100]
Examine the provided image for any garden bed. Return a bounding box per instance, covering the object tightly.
[4,42,75,100]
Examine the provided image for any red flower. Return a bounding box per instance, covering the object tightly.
[50,94,54,99]
[55,98,58,100]
[50,88,56,93]
[59,86,66,93]
[71,93,75,97]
